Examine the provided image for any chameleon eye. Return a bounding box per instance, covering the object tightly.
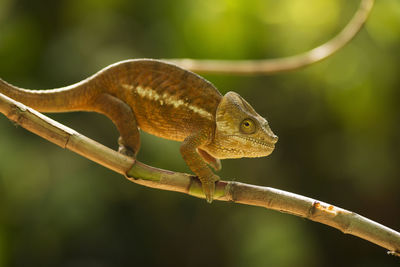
[240,118,256,134]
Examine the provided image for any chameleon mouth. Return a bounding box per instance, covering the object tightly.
[230,135,275,150]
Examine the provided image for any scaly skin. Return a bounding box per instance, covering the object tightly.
[0,59,278,202]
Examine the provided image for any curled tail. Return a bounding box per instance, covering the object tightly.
[0,75,101,113]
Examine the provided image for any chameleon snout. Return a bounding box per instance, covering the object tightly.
[270,133,278,144]
[263,126,278,145]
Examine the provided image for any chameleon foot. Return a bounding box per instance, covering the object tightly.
[118,137,136,157]
[201,174,219,203]
[118,145,135,157]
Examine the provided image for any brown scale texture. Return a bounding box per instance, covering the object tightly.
[108,60,223,141]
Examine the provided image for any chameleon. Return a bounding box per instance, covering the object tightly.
[0,59,278,202]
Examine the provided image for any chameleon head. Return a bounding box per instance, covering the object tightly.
[205,91,278,159]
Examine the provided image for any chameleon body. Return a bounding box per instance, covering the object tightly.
[0,59,278,202]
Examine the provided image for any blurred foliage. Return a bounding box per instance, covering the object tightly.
[0,0,400,266]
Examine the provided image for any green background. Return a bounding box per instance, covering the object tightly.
[1,0,399,266]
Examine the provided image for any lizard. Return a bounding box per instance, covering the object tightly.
[0,59,278,202]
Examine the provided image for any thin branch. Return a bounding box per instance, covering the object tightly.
[166,0,374,75]
[1,92,399,257]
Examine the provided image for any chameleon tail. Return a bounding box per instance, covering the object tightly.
[0,76,98,113]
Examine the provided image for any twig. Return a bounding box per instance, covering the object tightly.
[1,92,399,256]
[166,0,374,75]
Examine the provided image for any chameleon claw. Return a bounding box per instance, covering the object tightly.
[118,145,135,157]
[118,137,136,157]
[202,180,217,203]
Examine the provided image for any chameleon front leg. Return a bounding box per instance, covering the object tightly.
[197,148,222,171]
[91,93,140,156]
[180,132,220,203]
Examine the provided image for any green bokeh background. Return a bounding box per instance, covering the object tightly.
[1,0,399,266]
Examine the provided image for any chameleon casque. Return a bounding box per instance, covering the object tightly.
[0,59,278,202]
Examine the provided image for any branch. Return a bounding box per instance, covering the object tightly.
[166,0,374,75]
[1,91,399,257]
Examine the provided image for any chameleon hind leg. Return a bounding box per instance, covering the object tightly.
[91,93,140,157]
